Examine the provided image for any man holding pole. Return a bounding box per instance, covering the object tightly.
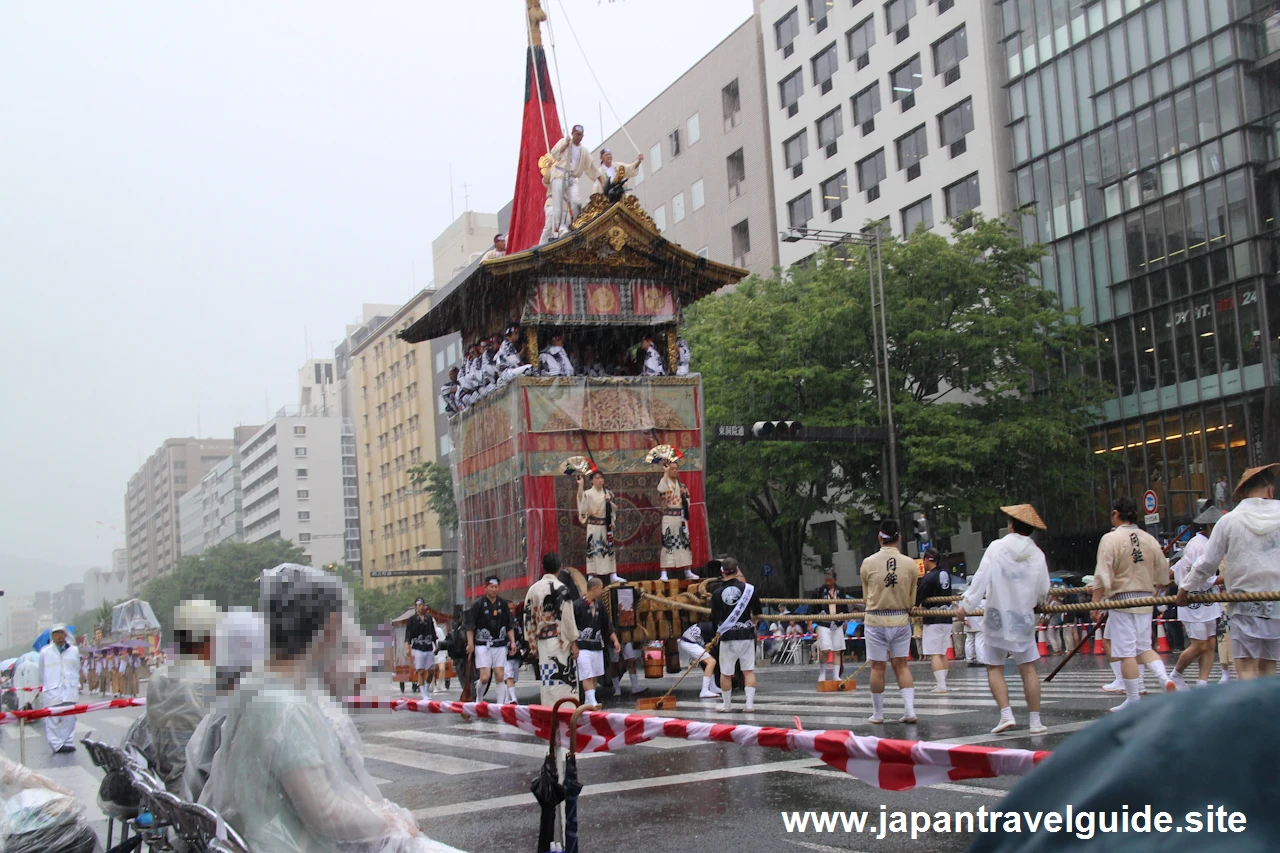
[958,506,1050,734]
[1093,496,1172,711]
[1177,463,1280,680]
[711,558,761,713]
[809,568,852,685]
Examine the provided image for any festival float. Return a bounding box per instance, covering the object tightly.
[397,2,748,652]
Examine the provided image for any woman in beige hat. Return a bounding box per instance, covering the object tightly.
[957,505,1050,734]
[1177,463,1280,680]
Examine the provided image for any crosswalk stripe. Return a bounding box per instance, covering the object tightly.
[362,743,504,775]
[379,729,609,760]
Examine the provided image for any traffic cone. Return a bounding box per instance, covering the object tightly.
[946,643,956,660]
[1156,619,1171,653]
[1093,624,1107,654]
[1037,624,1049,656]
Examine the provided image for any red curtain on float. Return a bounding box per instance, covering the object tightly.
[506,46,563,253]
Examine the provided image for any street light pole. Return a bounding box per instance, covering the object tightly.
[779,226,901,523]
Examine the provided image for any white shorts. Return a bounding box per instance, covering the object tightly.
[816,625,846,652]
[1182,620,1217,642]
[1231,630,1280,662]
[505,659,520,682]
[622,643,638,661]
[678,640,709,667]
[1106,611,1153,659]
[411,650,436,671]
[475,645,507,672]
[977,636,1039,666]
[922,623,953,656]
[577,649,606,680]
[719,639,755,675]
[865,625,911,661]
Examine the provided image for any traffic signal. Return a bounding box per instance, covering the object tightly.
[751,420,804,439]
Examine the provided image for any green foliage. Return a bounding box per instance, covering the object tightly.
[685,214,1108,592]
[328,565,450,631]
[407,461,457,530]
[140,539,307,639]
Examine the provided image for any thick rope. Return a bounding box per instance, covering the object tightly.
[760,588,1090,607]
[637,591,1280,623]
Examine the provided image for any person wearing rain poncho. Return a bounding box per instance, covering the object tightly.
[1178,463,1280,680]
[38,625,79,754]
[200,564,466,853]
[958,505,1051,736]
[183,608,266,803]
[145,599,217,793]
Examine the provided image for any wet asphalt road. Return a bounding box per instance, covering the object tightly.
[1,653,1209,853]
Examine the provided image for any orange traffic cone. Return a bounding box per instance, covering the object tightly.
[1037,624,1049,656]
[1156,619,1170,653]
[946,643,956,660]
[1093,624,1107,655]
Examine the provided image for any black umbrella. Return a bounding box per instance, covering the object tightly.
[530,753,564,853]
[564,703,594,853]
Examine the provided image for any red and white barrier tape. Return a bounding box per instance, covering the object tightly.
[0,698,145,726]
[1,687,42,693]
[346,697,1050,792]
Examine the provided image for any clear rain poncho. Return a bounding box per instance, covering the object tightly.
[183,609,267,803]
[145,655,214,795]
[199,564,466,853]
[961,532,1050,651]
[0,754,99,853]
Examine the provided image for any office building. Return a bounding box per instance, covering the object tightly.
[757,0,1012,266]
[335,304,402,573]
[598,16,780,277]
[999,0,1279,530]
[52,583,84,625]
[177,434,259,557]
[7,597,35,648]
[124,437,239,590]
[84,565,129,611]
[350,291,446,589]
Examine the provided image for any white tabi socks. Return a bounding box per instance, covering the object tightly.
[1102,661,1124,692]
[700,676,719,698]
[1110,677,1142,713]
[869,692,885,724]
[992,706,1016,733]
[584,688,597,706]
[744,686,756,711]
[900,687,917,723]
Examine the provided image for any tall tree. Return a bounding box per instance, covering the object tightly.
[407,461,458,530]
[684,215,1107,593]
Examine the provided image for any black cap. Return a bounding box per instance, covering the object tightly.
[414,597,425,605]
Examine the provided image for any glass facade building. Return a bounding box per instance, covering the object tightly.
[1001,0,1280,528]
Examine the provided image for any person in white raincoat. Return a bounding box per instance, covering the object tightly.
[1178,463,1280,680]
[147,599,217,793]
[200,564,465,853]
[38,626,79,753]
[959,505,1051,735]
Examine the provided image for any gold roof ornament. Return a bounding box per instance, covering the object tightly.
[526,0,547,47]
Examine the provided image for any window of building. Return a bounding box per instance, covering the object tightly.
[783,130,808,177]
[847,16,875,68]
[775,8,800,55]
[885,0,916,39]
[807,0,833,30]
[723,78,743,129]
[672,192,686,223]
[727,148,747,197]
[439,434,452,457]
[933,25,967,83]
[297,468,308,478]
[298,532,312,543]
[173,460,186,469]
[293,425,306,437]
[298,511,311,521]
[902,195,934,233]
[821,170,849,218]
[435,350,445,373]
[937,98,974,153]
[653,204,666,232]
[649,142,663,172]
[816,106,843,155]
[297,489,310,500]
[811,519,839,567]
[943,173,981,227]
[731,219,751,266]
[687,112,700,145]
[691,179,705,211]
[856,149,887,196]
[852,82,881,131]
[669,128,682,158]
[788,191,814,228]
[779,69,804,115]
[812,43,838,93]
[295,446,308,457]
[890,55,922,106]
[896,125,928,178]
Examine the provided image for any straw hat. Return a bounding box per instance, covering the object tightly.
[1193,505,1225,525]
[1232,463,1280,501]
[1001,504,1047,531]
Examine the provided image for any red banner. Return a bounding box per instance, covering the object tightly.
[585,282,623,316]
[632,282,675,316]
[530,281,573,316]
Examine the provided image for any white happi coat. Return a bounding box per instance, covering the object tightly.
[961,533,1049,651]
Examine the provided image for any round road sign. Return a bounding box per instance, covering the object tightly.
[1144,490,1158,514]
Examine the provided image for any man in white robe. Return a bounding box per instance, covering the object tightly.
[39,625,80,753]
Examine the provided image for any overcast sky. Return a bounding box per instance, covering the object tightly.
[1,1,754,579]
